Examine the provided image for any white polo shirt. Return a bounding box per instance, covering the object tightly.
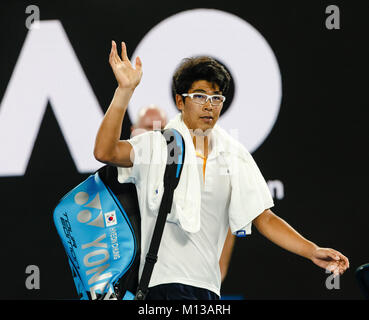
[122,130,270,297]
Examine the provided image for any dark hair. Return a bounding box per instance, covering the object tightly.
[172,56,231,99]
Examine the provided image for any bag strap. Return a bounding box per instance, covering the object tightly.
[134,129,185,300]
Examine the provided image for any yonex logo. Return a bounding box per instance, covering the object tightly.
[73,190,116,299]
[74,191,104,228]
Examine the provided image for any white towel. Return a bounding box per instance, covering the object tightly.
[211,124,275,234]
[118,115,202,233]
[165,113,274,234]
[163,114,202,233]
[118,113,274,235]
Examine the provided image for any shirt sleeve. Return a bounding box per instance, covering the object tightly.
[117,130,167,188]
[117,131,155,185]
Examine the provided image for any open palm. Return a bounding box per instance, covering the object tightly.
[109,40,142,89]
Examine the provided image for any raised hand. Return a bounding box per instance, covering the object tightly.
[109,40,142,90]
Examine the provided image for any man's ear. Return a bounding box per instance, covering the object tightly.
[175,94,184,111]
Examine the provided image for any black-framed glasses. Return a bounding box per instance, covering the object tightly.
[182,93,226,106]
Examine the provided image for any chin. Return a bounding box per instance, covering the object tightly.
[198,124,214,134]
[186,121,215,134]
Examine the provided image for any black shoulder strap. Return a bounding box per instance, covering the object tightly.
[134,128,185,300]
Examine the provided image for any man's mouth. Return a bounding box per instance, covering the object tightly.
[200,116,214,124]
[200,116,213,119]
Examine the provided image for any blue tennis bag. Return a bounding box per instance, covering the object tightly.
[53,129,185,300]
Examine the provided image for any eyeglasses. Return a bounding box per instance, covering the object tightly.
[182,93,226,106]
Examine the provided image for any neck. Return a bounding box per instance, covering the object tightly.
[192,134,211,158]
[180,114,213,157]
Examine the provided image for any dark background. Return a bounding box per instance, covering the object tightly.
[0,0,368,300]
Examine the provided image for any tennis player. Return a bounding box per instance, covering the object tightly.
[130,103,236,285]
[94,41,349,300]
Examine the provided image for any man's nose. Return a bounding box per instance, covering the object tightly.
[203,99,213,110]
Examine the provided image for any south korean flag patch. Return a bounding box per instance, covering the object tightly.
[104,211,117,227]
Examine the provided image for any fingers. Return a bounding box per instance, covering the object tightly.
[337,251,350,269]
[327,252,349,276]
[326,261,345,277]
[338,255,350,274]
[108,40,142,88]
[320,248,348,266]
[135,56,142,71]
[110,41,135,66]
[121,41,130,62]
[326,263,340,276]
[342,255,350,269]
[327,249,340,261]
[314,247,349,276]
[109,42,114,65]
[109,40,121,65]
[329,249,350,269]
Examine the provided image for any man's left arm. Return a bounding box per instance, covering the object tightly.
[219,228,236,283]
[253,209,350,276]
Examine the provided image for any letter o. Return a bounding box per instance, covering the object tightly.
[83,249,109,267]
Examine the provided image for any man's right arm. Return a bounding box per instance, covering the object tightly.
[94,87,135,167]
[94,41,142,167]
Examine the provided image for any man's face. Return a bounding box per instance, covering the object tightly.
[176,80,223,133]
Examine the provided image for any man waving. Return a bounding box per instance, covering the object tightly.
[94,41,349,300]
